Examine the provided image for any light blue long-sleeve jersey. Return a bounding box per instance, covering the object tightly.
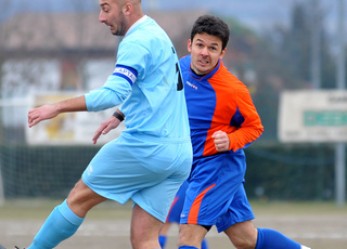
[85,16,190,140]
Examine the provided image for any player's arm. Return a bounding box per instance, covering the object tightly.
[212,83,263,152]
[28,95,87,128]
[92,109,124,144]
[226,86,264,151]
[28,66,132,129]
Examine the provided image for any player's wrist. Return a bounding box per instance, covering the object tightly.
[113,111,125,122]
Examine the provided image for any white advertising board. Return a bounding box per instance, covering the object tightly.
[279,90,347,143]
[26,93,124,145]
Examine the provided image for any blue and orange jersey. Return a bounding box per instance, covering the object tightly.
[180,55,264,157]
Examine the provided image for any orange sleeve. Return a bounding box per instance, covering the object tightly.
[227,84,264,151]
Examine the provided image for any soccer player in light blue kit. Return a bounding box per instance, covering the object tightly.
[24,0,192,249]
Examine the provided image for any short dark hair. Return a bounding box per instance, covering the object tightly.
[190,15,230,50]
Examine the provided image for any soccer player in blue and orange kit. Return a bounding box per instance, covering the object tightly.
[176,15,311,249]
[93,14,311,249]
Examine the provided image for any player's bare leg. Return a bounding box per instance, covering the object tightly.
[67,179,107,217]
[26,179,106,249]
[178,224,208,249]
[158,223,171,248]
[224,220,311,249]
[224,220,258,248]
[130,204,163,249]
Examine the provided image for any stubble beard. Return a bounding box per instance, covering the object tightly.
[113,12,127,36]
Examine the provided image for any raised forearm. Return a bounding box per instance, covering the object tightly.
[55,95,87,113]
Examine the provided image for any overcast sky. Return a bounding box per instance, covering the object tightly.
[1,0,346,35]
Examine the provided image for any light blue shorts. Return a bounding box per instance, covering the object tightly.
[82,132,192,222]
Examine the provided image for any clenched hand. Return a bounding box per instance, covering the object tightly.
[212,130,230,152]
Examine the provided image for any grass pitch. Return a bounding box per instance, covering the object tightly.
[1,200,346,249]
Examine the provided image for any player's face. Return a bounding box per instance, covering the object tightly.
[99,0,128,36]
[188,33,226,75]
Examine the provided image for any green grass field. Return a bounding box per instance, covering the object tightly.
[1,200,346,249]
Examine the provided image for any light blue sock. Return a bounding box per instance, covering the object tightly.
[201,238,208,249]
[255,228,301,249]
[28,200,84,249]
[159,235,167,249]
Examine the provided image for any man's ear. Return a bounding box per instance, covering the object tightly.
[123,2,132,15]
[220,48,227,59]
[187,39,192,53]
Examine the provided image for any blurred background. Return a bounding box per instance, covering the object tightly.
[0,0,346,207]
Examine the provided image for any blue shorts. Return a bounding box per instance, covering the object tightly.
[82,132,192,222]
[180,151,254,232]
[166,180,189,223]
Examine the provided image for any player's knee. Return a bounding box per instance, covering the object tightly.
[178,224,206,247]
[231,237,255,249]
[68,180,89,201]
[225,222,257,249]
[131,230,159,249]
[67,180,105,216]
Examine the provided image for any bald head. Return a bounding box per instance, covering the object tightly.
[111,0,141,7]
[99,0,143,36]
